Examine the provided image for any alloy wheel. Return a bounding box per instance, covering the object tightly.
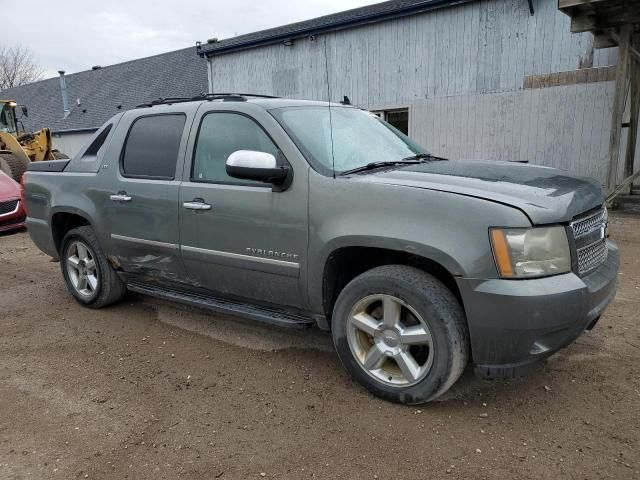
[66,241,99,297]
[346,294,434,387]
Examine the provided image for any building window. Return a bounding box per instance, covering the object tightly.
[373,109,409,135]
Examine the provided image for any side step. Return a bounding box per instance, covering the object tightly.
[127,281,314,329]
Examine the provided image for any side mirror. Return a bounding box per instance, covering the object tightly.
[226,150,289,185]
[21,106,28,117]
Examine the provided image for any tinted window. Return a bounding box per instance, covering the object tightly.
[122,114,186,179]
[192,113,279,184]
[84,124,112,157]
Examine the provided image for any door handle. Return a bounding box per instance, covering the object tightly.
[183,200,212,211]
[110,193,132,202]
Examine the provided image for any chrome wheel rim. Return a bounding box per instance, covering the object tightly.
[66,241,99,297]
[346,294,434,387]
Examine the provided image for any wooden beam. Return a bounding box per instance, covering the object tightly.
[607,25,632,192]
[623,59,640,193]
[611,31,640,62]
[607,168,640,202]
[593,31,617,49]
[570,9,640,33]
[559,0,608,9]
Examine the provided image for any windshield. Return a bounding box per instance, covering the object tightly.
[0,103,17,134]
[271,106,429,175]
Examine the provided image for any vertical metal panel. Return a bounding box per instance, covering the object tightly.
[206,0,612,181]
[410,82,615,185]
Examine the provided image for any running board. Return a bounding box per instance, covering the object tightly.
[126,281,314,329]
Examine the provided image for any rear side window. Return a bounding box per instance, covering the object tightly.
[121,114,186,179]
[84,124,112,156]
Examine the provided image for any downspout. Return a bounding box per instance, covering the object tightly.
[196,41,214,94]
[207,56,213,94]
[58,70,70,119]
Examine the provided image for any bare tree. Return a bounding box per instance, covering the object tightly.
[0,45,44,90]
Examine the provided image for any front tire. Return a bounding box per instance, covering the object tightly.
[61,226,126,308]
[331,265,469,404]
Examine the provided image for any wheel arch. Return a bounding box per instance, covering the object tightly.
[319,241,465,322]
[50,209,93,254]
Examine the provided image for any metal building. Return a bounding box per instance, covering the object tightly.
[197,0,631,187]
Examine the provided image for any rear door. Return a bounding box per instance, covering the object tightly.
[100,106,195,283]
[178,105,309,308]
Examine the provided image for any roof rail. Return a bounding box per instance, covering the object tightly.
[135,93,280,108]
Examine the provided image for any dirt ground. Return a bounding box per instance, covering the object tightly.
[0,213,638,480]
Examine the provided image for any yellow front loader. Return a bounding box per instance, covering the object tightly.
[0,100,68,181]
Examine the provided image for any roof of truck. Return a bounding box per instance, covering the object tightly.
[134,94,351,111]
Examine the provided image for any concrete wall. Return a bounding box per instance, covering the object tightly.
[205,0,621,185]
[51,131,94,157]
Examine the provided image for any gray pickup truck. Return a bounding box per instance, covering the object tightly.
[24,94,619,404]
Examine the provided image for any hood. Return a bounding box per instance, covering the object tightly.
[0,171,19,200]
[365,160,604,224]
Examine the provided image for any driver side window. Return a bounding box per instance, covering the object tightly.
[192,112,280,185]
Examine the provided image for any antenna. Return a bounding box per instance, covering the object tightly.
[323,37,336,179]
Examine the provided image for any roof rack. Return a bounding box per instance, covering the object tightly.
[135,93,280,108]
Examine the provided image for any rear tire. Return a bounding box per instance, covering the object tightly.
[0,153,29,181]
[331,265,469,404]
[60,226,127,308]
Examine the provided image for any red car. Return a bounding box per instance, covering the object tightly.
[0,170,26,233]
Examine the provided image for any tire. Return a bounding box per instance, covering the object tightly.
[331,265,469,405]
[51,150,69,159]
[0,152,29,182]
[60,226,127,308]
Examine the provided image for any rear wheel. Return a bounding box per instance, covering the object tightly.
[331,265,469,404]
[61,226,127,308]
[0,152,29,181]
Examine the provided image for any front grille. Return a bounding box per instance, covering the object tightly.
[0,199,19,216]
[576,239,608,275]
[570,207,608,275]
[571,208,606,238]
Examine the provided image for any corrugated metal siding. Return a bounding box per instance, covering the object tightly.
[51,132,94,157]
[410,82,616,184]
[207,0,620,184]
[209,0,594,105]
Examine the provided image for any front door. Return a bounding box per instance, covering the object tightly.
[178,109,308,308]
[101,111,190,282]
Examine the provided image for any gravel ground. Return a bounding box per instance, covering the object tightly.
[0,212,638,480]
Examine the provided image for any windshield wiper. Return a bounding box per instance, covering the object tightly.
[401,153,448,162]
[340,153,448,176]
[340,159,422,176]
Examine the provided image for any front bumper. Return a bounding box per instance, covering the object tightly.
[0,200,26,233]
[456,241,619,378]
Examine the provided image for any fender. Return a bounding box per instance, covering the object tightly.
[308,235,465,314]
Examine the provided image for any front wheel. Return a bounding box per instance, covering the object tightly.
[331,265,469,404]
[60,226,127,308]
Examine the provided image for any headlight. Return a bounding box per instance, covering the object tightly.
[490,226,571,278]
